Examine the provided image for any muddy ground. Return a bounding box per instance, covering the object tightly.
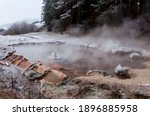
[0,32,150,99]
[1,63,150,99]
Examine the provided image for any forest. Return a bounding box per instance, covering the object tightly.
[42,0,150,35]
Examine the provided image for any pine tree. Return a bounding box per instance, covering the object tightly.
[42,0,148,31]
[42,0,57,31]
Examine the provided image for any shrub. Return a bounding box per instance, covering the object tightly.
[0,28,5,35]
[3,22,38,35]
[0,28,5,32]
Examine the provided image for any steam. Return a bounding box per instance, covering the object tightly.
[78,18,150,57]
[12,18,150,74]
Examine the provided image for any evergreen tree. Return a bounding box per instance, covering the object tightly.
[42,0,149,31]
[42,0,57,31]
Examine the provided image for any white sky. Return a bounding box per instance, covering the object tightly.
[0,0,43,25]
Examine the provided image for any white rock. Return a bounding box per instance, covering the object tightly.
[129,52,140,58]
[48,52,62,60]
[5,62,10,67]
[115,64,128,73]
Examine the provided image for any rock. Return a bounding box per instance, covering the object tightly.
[4,53,32,69]
[23,62,51,80]
[0,61,5,65]
[48,52,62,60]
[0,61,9,67]
[129,52,140,58]
[4,62,9,67]
[86,70,109,77]
[30,62,50,74]
[42,69,68,84]
[115,64,130,79]
[23,69,44,80]
[5,52,31,68]
[0,45,16,60]
[17,59,31,69]
[11,56,24,65]
[23,61,68,83]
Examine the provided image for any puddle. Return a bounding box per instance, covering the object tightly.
[12,42,150,75]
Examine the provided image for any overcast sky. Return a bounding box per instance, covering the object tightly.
[0,0,43,25]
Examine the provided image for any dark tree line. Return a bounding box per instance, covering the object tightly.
[42,0,150,33]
